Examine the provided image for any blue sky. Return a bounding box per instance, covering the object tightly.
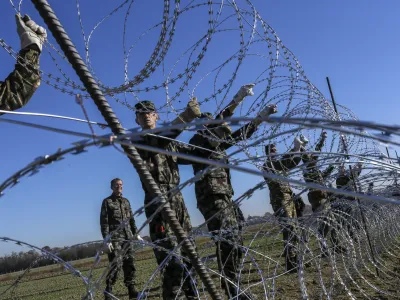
[1,0,400,255]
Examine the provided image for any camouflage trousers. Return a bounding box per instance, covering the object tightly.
[307,194,340,253]
[145,186,197,300]
[197,194,243,298]
[270,192,299,267]
[106,240,136,288]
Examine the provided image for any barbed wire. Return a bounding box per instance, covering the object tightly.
[1,0,400,299]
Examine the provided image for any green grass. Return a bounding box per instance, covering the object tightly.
[1,225,399,299]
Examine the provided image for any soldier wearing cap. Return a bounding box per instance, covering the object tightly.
[133,98,200,300]
[1,15,47,115]
[187,84,277,298]
[100,178,143,299]
[262,139,304,272]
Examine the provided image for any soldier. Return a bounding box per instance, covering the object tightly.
[333,162,363,242]
[301,132,336,254]
[336,162,362,196]
[262,139,304,272]
[301,131,335,212]
[0,15,46,114]
[100,178,142,300]
[134,99,200,300]
[188,84,277,298]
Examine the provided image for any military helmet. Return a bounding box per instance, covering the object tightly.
[134,100,156,113]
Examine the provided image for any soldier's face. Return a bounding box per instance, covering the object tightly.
[112,180,123,195]
[136,112,159,129]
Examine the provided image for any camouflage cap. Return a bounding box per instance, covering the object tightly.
[134,100,156,113]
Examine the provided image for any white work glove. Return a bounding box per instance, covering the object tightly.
[16,14,47,52]
[136,235,144,241]
[257,104,278,119]
[232,83,255,104]
[299,134,309,145]
[293,137,304,151]
[104,242,114,253]
[171,97,201,125]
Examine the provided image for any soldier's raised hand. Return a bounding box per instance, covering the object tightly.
[136,235,144,241]
[299,134,309,145]
[294,137,303,151]
[234,83,255,103]
[258,104,278,119]
[107,242,114,253]
[185,97,201,120]
[16,14,47,52]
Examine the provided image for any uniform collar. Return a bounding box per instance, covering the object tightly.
[111,193,123,200]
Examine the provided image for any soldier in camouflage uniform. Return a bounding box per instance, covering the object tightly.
[100,178,142,299]
[0,15,46,114]
[134,99,201,300]
[301,132,336,254]
[301,132,335,212]
[332,163,363,244]
[262,139,304,272]
[188,84,277,298]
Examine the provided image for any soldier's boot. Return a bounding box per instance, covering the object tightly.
[128,285,139,299]
[104,284,113,300]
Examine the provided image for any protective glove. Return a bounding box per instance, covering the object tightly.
[257,104,278,119]
[16,14,47,52]
[136,235,144,241]
[232,83,255,104]
[299,134,309,145]
[102,242,114,254]
[171,97,201,125]
[293,137,304,151]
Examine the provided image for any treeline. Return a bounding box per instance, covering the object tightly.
[0,236,153,275]
[0,243,103,274]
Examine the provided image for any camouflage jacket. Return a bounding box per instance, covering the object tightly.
[0,49,41,114]
[336,167,362,200]
[100,194,137,239]
[302,138,335,198]
[263,149,301,197]
[135,129,194,196]
[189,121,260,197]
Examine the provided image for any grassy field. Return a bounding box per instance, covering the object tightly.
[0,225,399,299]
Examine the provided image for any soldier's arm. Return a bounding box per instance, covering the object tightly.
[127,200,138,235]
[0,47,41,114]
[218,121,260,151]
[176,141,200,165]
[100,200,109,239]
[315,132,327,152]
[266,150,302,172]
[322,164,335,179]
[215,84,255,120]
